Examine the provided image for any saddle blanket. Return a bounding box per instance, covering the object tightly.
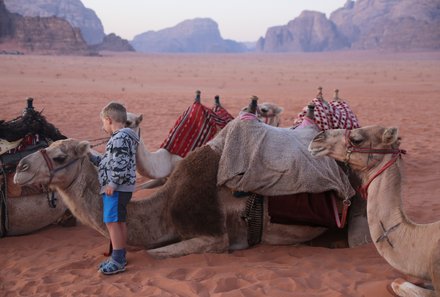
[161,102,233,158]
[208,117,355,199]
[294,98,360,130]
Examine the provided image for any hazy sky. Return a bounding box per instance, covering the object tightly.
[81,0,347,42]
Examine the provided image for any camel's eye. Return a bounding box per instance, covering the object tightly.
[53,155,67,164]
[350,137,363,146]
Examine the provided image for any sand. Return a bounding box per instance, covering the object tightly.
[1,50,439,296]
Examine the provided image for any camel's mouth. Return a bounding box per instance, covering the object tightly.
[13,171,38,186]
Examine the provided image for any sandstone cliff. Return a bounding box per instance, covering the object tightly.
[4,0,105,45]
[0,0,89,54]
[131,18,247,53]
[257,11,348,52]
[91,33,135,52]
[258,0,440,52]
[330,0,440,50]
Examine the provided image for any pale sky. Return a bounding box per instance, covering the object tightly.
[81,0,348,42]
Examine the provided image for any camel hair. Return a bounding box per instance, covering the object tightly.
[126,102,284,190]
[14,139,328,258]
[308,125,440,297]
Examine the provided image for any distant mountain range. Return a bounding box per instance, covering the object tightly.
[131,18,247,53]
[257,0,440,52]
[1,0,439,54]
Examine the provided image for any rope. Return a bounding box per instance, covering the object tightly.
[242,193,264,246]
[0,165,9,237]
[88,137,109,148]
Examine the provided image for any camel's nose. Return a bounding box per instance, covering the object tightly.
[16,160,29,172]
[260,107,268,113]
[312,131,326,142]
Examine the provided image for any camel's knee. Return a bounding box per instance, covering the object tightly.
[391,278,436,297]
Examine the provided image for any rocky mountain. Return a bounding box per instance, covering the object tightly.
[257,11,348,52]
[131,18,247,53]
[90,33,135,52]
[0,0,89,54]
[330,0,440,50]
[258,0,440,52]
[4,0,105,45]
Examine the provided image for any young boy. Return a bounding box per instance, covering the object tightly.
[90,102,139,275]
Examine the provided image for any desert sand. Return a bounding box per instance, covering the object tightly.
[1,51,440,296]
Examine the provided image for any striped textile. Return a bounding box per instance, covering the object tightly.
[161,102,233,158]
[294,98,360,130]
[212,105,234,128]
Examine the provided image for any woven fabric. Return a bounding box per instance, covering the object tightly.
[208,118,355,198]
[294,98,360,130]
[212,105,234,128]
[161,102,234,158]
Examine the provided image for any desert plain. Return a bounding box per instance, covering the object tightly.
[1,50,440,296]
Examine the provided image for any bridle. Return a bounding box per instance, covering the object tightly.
[39,148,81,208]
[343,129,406,200]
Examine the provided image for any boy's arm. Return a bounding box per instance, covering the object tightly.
[88,149,102,166]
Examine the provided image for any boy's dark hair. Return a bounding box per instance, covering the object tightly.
[100,102,127,123]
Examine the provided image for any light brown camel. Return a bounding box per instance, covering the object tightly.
[127,102,284,189]
[308,125,440,297]
[14,139,329,258]
[241,102,284,127]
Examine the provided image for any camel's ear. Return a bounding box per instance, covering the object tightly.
[136,114,143,126]
[75,141,91,157]
[382,127,399,145]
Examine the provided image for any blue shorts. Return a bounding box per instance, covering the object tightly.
[102,191,132,223]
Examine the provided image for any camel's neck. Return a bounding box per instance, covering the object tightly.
[56,160,107,236]
[364,157,435,280]
[57,160,177,248]
[136,139,174,179]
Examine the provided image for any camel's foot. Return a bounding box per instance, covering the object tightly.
[390,278,436,297]
[147,235,228,258]
[136,178,167,190]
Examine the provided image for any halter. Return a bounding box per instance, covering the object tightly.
[344,129,406,199]
[39,149,81,207]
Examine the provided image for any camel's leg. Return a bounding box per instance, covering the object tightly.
[430,239,440,296]
[390,278,436,297]
[262,223,327,245]
[147,234,228,258]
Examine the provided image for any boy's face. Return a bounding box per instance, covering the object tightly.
[101,116,112,135]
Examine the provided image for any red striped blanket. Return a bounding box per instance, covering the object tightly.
[294,98,360,130]
[160,102,234,158]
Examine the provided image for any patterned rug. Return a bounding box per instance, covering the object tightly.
[294,98,360,130]
[160,102,234,158]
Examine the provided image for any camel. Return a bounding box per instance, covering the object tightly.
[14,138,341,258]
[127,100,284,189]
[241,102,284,127]
[0,98,70,236]
[308,125,440,297]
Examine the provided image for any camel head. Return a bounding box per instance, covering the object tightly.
[126,112,143,135]
[308,125,401,171]
[14,139,90,189]
[241,102,284,127]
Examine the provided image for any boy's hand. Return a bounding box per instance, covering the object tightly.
[105,185,114,196]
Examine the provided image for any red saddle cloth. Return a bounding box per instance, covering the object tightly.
[160,102,234,158]
[268,191,340,228]
[212,104,234,128]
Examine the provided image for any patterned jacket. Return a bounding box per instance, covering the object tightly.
[90,128,139,194]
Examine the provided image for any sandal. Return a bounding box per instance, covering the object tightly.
[98,258,126,275]
[98,258,127,269]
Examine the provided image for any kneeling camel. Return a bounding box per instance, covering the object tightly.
[14,139,329,258]
[309,125,440,297]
